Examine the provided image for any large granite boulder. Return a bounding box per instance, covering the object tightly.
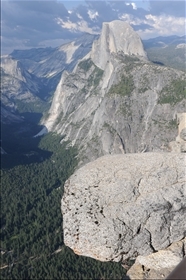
[61,153,186,263]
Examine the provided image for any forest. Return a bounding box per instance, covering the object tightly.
[0,132,128,279]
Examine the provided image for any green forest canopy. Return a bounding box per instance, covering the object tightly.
[1,133,127,279]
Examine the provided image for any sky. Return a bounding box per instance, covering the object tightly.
[1,0,186,55]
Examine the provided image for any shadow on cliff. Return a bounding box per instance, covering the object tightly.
[1,112,51,169]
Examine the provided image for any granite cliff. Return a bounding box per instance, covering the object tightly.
[43,20,186,165]
[90,20,147,70]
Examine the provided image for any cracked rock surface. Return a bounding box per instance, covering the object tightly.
[127,238,186,279]
[61,152,186,262]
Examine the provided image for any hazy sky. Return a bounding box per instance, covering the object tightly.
[1,0,186,54]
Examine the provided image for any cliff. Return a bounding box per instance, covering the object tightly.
[90,20,147,70]
[43,21,186,165]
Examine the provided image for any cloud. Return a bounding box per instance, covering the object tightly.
[1,0,73,53]
[126,2,137,10]
[56,17,99,34]
[138,14,186,39]
[142,14,186,37]
[1,0,186,54]
[87,10,99,20]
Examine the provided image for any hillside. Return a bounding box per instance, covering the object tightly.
[43,21,186,165]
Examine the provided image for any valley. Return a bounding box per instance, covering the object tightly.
[1,19,185,280]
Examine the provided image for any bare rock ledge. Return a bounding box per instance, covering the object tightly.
[62,152,186,264]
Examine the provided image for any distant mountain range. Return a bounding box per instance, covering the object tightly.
[143,35,186,49]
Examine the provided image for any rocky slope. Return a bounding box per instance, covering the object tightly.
[1,56,44,123]
[1,34,97,126]
[143,36,186,72]
[1,56,42,102]
[43,20,186,165]
[10,34,98,92]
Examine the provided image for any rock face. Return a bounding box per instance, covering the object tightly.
[1,56,43,123]
[10,34,97,91]
[1,56,41,102]
[169,113,186,153]
[1,34,97,125]
[61,152,186,263]
[43,20,186,166]
[91,20,147,70]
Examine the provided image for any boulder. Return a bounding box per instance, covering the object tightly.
[61,152,186,262]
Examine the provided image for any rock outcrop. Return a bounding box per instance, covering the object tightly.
[62,152,186,263]
[90,20,147,70]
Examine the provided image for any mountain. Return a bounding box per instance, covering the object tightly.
[143,35,186,71]
[143,35,186,49]
[1,56,41,102]
[43,20,186,165]
[10,34,98,91]
[90,20,147,70]
[0,56,45,123]
[1,34,97,125]
[1,17,186,280]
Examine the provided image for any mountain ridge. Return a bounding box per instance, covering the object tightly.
[42,20,186,166]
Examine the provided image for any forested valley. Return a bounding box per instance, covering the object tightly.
[1,125,127,279]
